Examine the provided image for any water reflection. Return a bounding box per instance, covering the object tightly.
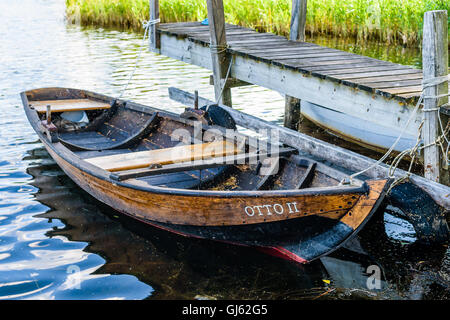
[27,149,327,299]
[0,147,152,300]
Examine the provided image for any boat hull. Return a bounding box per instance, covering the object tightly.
[41,140,389,263]
[22,87,391,264]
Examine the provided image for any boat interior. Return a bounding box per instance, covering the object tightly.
[25,88,364,192]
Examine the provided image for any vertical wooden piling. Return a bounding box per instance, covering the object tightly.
[284,0,307,130]
[422,10,449,185]
[206,0,232,107]
[289,0,307,42]
[149,0,160,53]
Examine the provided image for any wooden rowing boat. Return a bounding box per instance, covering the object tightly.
[21,87,391,264]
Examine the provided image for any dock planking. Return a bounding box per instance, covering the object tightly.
[157,22,449,104]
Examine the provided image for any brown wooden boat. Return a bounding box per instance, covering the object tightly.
[21,87,391,264]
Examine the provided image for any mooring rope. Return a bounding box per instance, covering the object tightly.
[346,74,450,189]
[214,56,233,105]
[209,43,229,55]
[116,18,160,100]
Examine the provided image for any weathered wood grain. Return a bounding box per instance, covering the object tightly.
[422,10,449,185]
[149,0,160,52]
[285,0,307,130]
[322,66,417,77]
[353,72,423,83]
[290,0,307,42]
[29,99,110,113]
[110,147,295,181]
[85,140,239,172]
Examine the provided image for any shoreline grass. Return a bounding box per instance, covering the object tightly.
[65,0,450,47]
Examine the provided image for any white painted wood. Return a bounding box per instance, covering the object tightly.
[208,75,250,88]
[422,10,449,185]
[158,34,422,135]
[206,0,232,106]
[168,87,450,209]
[160,34,212,69]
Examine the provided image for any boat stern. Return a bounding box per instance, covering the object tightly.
[258,179,392,264]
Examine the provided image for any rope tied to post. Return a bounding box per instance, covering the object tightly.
[142,18,160,32]
[213,56,233,105]
[345,74,449,190]
[209,43,229,55]
[420,74,450,166]
[205,41,233,107]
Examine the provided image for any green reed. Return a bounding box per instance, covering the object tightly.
[65,0,449,47]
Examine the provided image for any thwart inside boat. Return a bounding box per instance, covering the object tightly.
[25,87,362,192]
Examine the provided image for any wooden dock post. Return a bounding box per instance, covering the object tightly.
[422,10,449,185]
[289,0,307,42]
[149,0,160,53]
[206,0,232,107]
[284,0,307,130]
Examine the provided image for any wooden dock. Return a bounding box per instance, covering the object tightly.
[158,22,444,101]
[153,21,449,130]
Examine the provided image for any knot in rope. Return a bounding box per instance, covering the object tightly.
[209,44,228,54]
[142,18,160,30]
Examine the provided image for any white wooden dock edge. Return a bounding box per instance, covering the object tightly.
[158,34,421,141]
[168,86,450,209]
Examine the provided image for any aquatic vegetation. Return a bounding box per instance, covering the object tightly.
[65,0,450,47]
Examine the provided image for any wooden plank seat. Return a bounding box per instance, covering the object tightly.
[110,146,296,181]
[85,140,242,172]
[29,99,111,113]
[58,112,159,151]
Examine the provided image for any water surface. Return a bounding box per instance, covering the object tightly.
[0,0,448,300]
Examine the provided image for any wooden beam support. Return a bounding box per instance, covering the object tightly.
[290,0,307,42]
[206,0,232,106]
[422,10,449,185]
[149,0,160,53]
[284,0,307,130]
[208,75,251,88]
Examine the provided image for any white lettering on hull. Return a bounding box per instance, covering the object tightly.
[244,202,300,217]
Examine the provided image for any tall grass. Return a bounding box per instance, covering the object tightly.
[65,0,450,47]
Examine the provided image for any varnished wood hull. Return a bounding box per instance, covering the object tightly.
[22,87,391,263]
[40,131,389,264]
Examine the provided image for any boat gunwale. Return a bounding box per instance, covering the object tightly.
[21,88,372,199]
